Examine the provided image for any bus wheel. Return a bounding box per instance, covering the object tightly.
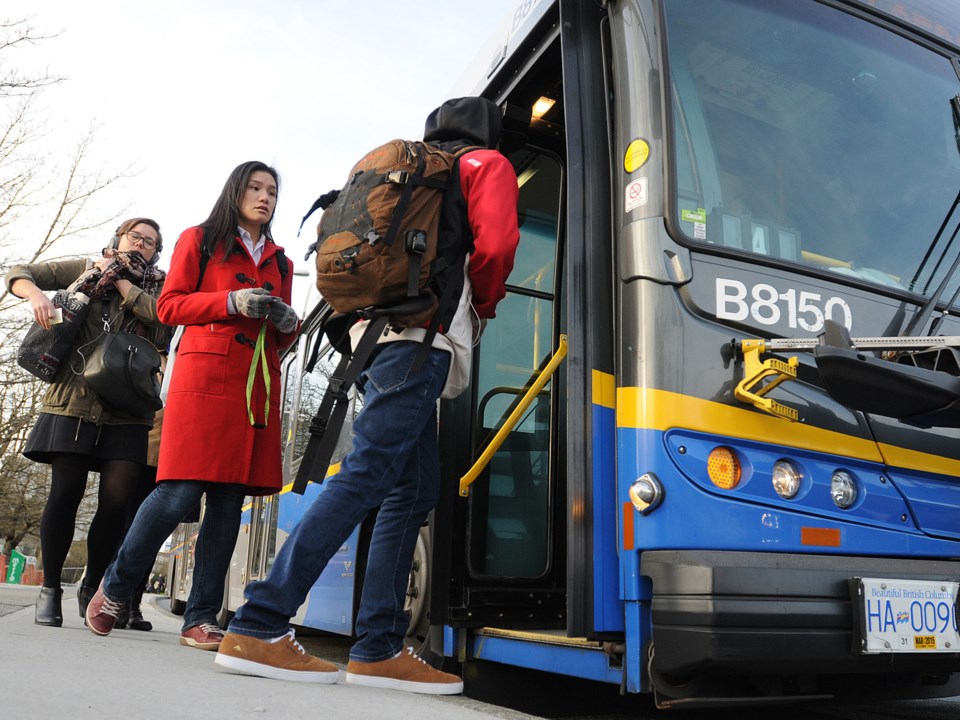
[404,524,432,657]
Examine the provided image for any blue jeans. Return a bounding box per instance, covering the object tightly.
[102,480,245,631]
[229,341,451,662]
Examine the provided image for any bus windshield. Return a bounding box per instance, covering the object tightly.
[665,0,960,297]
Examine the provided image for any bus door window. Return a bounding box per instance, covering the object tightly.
[467,148,562,580]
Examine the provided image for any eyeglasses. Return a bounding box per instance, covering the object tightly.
[126,230,159,250]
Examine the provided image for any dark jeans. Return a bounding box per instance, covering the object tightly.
[229,341,450,662]
[102,480,245,630]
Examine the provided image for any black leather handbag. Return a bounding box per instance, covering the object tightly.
[83,329,163,416]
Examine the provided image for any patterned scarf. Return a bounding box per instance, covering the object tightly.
[73,249,166,301]
[72,250,166,337]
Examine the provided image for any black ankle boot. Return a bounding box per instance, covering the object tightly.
[35,587,63,627]
[127,585,152,631]
[128,605,152,632]
[78,581,95,618]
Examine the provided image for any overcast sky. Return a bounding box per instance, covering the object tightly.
[14,0,518,305]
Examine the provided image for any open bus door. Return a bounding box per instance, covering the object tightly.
[432,0,616,647]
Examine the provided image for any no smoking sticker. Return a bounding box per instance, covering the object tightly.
[625,177,648,212]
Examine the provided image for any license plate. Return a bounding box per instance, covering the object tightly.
[856,577,960,653]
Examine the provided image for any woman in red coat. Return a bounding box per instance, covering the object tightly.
[85,161,300,650]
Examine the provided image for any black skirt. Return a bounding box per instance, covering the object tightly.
[23,413,148,469]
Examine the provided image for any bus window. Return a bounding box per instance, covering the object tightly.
[246,494,281,579]
[292,338,360,468]
[467,148,562,579]
[280,347,299,457]
[666,0,960,293]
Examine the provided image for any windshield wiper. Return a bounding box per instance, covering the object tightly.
[902,95,960,336]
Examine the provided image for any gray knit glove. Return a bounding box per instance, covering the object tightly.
[231,287,273,318]
[268,298,298,334]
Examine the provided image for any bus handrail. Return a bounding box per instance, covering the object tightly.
[459,334,568,497]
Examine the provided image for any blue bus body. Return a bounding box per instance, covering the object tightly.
[198,0,960,708]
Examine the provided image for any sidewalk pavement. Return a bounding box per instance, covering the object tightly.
[0,583,530,720]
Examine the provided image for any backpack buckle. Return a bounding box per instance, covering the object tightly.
[327,377,349,402]
[385,170,410,185]
[405,230,427,254]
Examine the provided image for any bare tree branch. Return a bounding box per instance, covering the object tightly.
[0,17,64,97]
[0,18,130,555]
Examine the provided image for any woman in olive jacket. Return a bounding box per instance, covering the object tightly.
[5,218,169,627]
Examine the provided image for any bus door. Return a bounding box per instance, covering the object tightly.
[436,138,565,628]
[434,0,614,636]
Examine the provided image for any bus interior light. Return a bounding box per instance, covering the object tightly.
[772,460,802,499]
[629,473,664,515]
[831,470,859,509]
[531,96,555,120]
[707,447,741,490]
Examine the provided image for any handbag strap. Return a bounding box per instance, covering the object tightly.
[99,299,129,334]
[100,300,113,333]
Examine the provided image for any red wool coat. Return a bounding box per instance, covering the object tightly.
[156,226,297,495]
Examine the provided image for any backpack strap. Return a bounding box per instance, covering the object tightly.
[383,145,453,299]
[383,148,426,252]
[411,243,469,373]
[292,313,389,495]
[408,144,479,372]
[275,248,289,279]
[196,252,210,292]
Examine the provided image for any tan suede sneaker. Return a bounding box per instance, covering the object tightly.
[345,647,463,695]
[215,630,340,684]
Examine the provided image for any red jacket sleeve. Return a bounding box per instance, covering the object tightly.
[459,149,520,319]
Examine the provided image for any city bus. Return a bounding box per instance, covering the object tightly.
[175,0,960,707]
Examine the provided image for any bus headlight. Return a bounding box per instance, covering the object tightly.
[831,470,859,509]
[629,473,664,515]
[771,460,802,499]
[707,447,741,490]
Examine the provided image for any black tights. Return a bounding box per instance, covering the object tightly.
[40,454,141,589]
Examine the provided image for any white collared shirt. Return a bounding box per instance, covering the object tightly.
[237,226,267,264]
[227,226,269,315]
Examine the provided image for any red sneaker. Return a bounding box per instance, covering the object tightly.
[85,582,124,637]
[180,623,225,651]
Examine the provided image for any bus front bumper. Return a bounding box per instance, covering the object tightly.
[641,550,960,680]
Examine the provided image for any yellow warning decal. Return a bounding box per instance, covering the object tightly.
[624,138,650,173]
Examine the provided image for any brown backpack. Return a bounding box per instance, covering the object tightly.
[305,138,473,328]
[293,139,477,496]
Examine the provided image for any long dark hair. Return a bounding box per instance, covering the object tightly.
[199,160,280,259]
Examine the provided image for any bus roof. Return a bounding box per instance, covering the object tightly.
[449,0,555,98]
[450,1,959,102]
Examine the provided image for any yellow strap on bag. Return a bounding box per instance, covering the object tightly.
[246,320,271,428]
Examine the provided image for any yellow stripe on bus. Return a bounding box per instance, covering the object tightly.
[613,386,960,477]
[876,443,960,478]
[616,386,883,462]
[591,369,616,409]
[278,462,342,495]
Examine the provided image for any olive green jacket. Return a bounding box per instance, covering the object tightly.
[5,258,171,426]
